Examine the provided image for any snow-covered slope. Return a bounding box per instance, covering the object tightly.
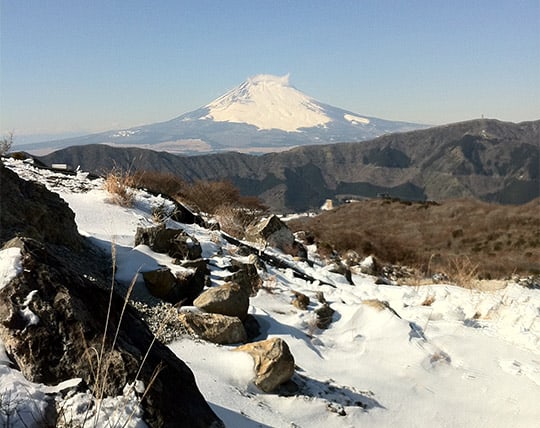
[21,75,427,155]
[202,74,335,131]
[2,158,539,428]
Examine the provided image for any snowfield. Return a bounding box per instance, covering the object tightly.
[1,158,539,427]
[203,74,332,131]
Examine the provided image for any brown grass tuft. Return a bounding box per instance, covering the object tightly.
[103,168,137,207]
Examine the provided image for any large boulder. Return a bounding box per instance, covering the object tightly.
[0,237,223,427]
[223,258,262,296]
[235,338,295,392]
[193,282,250,321]
[0,163,83,249]
[142,261,207,305]
[245,215,307,259]
[134,225,202,260]
[178,312,247,344]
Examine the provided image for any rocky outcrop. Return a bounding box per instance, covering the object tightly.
[235,338,295,392]
[0,163,83,249]
[193,282,250,321]
[178,312,247,345]
[0,237,222,427]
[245,215,307,259]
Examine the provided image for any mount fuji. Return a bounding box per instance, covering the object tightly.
[24,74,427,155]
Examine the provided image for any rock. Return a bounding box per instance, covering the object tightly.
[328,262,354,285]
[134,225,202,260]
[178,312,247,344]
[315,291,327,304]
[0,237,223,427]
[224,259,262,296]
[169,231,203,261]
[235,338,295,392]
[357,255,381,276]
[291,291,310,310]
[343,250,361,267]
[193,282,250,321]
[245,215,307,259]
[243,314,261,342]
[142,263,207,305]
[134,225,180,253]
[0,162,83,250]
[315,304,335,329]
[143,268,178,300]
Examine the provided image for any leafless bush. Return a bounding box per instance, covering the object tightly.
[131,170,187,197]
[0,132,13,156]
[103,168,137,207]
[214,204,264,239]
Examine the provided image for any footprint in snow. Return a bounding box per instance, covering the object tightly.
[499,359,540,386]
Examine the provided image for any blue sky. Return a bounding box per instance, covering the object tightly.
[1,0,539,141]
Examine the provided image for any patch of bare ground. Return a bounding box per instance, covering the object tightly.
[288,198,540,280]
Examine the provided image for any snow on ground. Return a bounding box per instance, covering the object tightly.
[2,158,540,427]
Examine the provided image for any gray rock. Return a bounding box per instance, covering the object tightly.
[245,215,307,259]
[193,282,250,321]
[178,312,247,344]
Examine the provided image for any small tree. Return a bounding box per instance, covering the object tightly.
[0,132,13,156]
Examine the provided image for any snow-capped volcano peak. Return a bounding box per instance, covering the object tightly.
[203,74,333,131]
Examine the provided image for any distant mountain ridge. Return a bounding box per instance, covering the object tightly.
[21,74,425,155]
[40,119,540,212]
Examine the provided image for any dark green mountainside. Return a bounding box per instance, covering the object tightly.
[40,119,540,212]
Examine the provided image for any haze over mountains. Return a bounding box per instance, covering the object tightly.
[40,118,540,212]
[21,74,425,155]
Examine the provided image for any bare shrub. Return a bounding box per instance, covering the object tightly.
[182,179,266,215]
[103,168,136,207]
[0,132,13,156]
[214,204,264,239]
[131,170,187,197]
[441,255,479,288]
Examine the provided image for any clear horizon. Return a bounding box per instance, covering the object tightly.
[1,0,539,143]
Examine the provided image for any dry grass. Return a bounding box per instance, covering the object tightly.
[289,198,540,279]
[103,168,137,207]
[118,170,267,228]
[214,204,264,239]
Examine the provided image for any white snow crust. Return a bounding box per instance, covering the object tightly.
[0,247,22,290]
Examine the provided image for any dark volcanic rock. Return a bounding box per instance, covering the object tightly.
[0,162,83,249]
[135,225,202,260]
[0,237,223,427]
[143,261,207,305]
